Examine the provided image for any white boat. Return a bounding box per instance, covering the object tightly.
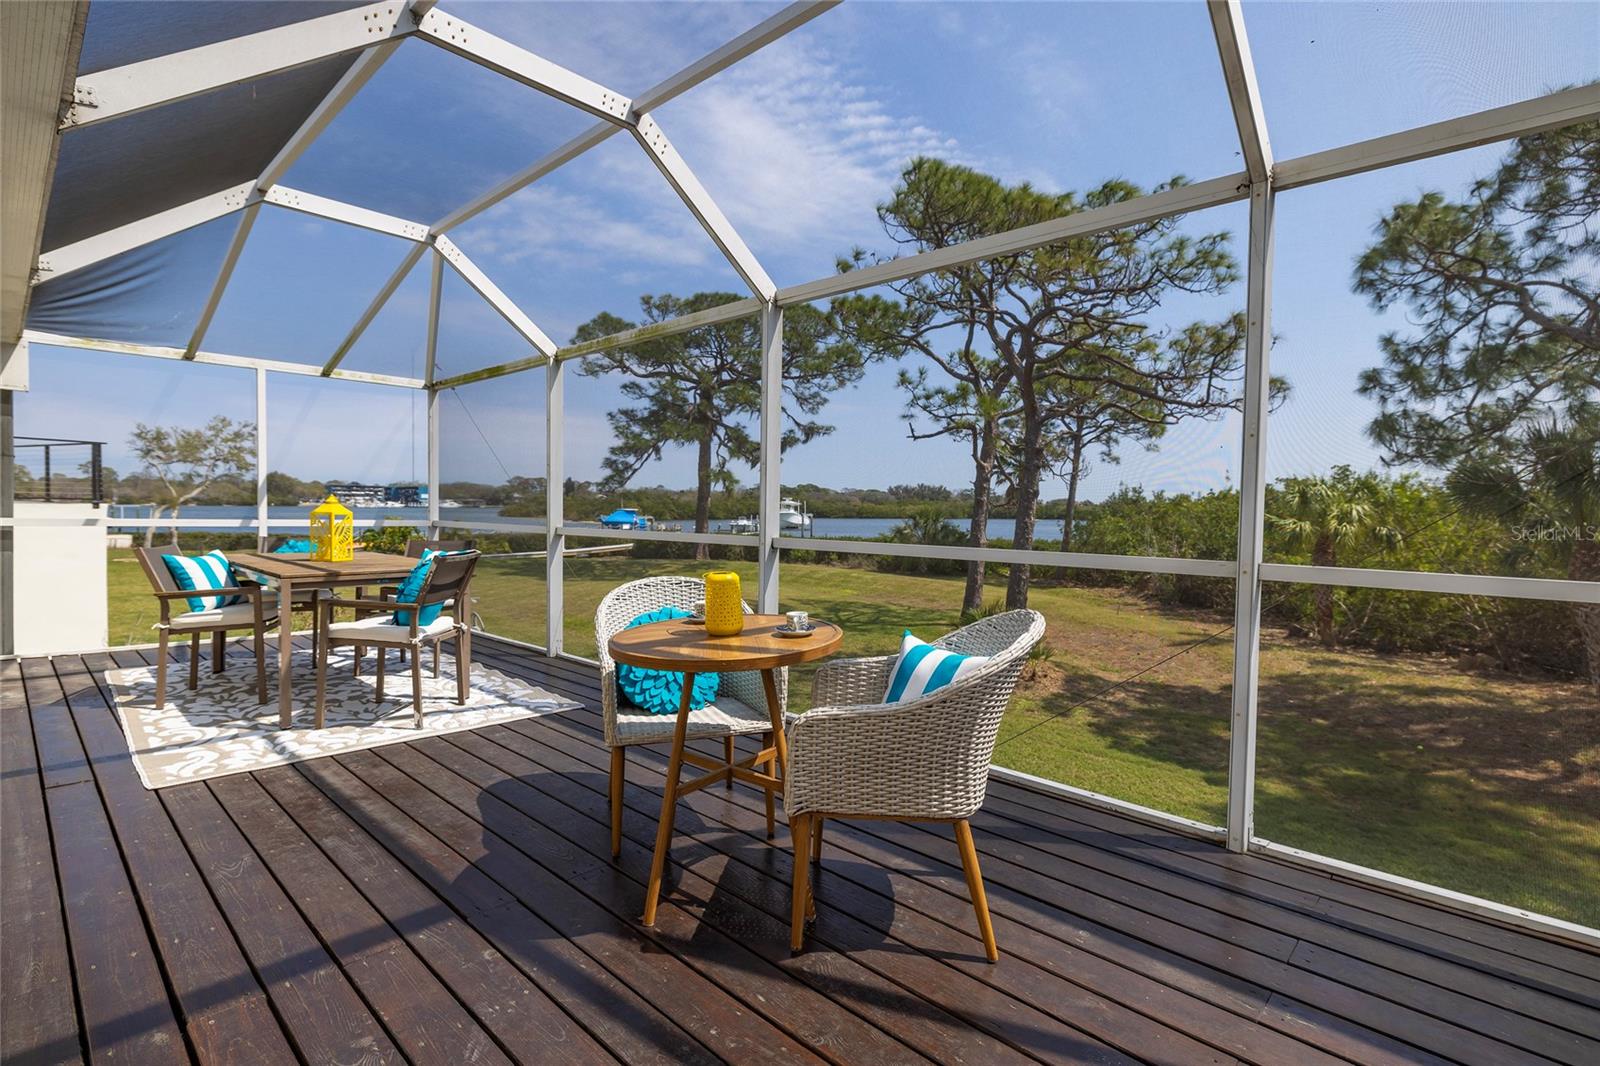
[778,498,812,530]
[726,515,758,534]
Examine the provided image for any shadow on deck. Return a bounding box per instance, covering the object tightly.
[3,634,1597,1065]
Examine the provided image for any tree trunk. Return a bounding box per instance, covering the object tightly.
[168,502,183,547]
[1569,538,1600,687]
[1005,407,1045,610]
[1061,431,1085,553]
[1312,536,1336,647]
[693,427,713,563]
[143,503,168,548]
[962,421,997,617]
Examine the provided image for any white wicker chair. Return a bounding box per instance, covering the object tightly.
[596,576,788,856]
[785,608,1045,960]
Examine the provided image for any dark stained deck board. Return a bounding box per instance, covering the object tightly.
[3,636,1596,1066]
[1,659,83,1066]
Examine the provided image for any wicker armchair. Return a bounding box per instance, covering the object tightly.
[785,608,1045,961]
[596,576,788,856]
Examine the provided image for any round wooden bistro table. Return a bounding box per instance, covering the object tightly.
[607,614,843,926]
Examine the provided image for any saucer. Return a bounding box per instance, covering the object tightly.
[773,622,816,638]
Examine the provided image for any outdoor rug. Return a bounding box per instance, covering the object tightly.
[105,648,582,789]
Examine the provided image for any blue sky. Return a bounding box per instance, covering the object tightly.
[19,0,1599,500]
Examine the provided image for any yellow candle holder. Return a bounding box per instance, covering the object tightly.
[702,570,744,636]
[309,495,354,562]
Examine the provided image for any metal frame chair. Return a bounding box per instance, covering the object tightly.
[314,550,481,728]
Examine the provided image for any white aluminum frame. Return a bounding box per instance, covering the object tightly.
[15,0,1599,948]
[60,1,418,130]
[546,356,566,656]
[324,242,431,374]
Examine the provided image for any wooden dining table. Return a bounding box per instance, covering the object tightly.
[607,614,843,926]
[229,550,420,728]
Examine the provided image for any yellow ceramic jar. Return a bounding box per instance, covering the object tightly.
[702,570,744,636]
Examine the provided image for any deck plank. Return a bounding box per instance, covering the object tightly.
[23,659,188,1065]
[1,659,83,1066]
[5,635,1596,1066]
[51,656,299,1066]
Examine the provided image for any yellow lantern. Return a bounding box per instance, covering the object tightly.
[309,495,354,562]
[702,570,744,636]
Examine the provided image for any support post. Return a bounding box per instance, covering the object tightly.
[427,389,440,539]
[1,388,13,656]
[757,304,782,613]
[1226,178,1274,852]
[545,357,565,656]
[255,368,269,549]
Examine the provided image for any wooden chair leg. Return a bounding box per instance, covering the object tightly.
[789,812,812,952]
[411,651,424,729]
[762,730,776,839]
[314,638,330,728]
[724,735,735,791]
[375,645,385,702]
[212,630,226,673]
[188,632,201,690]
[254,623,268,705]
[433,641,440,678]
[456,628,471,705]
[812,817,824,865]
[955,819,999,963]
[155,627,170,708]
[609,746,625,858]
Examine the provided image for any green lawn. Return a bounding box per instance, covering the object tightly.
[108,549,1599,926]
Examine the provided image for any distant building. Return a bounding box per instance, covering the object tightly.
[324,482,427,507]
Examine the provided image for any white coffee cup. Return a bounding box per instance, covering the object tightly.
[786,610,809,631]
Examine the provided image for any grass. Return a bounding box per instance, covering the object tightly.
[107,549,1599,926]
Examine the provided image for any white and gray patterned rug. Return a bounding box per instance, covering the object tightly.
[105,648,581,789]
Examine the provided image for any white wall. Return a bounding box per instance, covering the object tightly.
[12,501,107,655]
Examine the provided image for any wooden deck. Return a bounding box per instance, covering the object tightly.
[4,635,1598,1066]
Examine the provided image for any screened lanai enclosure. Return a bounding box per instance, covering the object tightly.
[3,1,1600,1063]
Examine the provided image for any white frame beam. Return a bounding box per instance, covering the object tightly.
[23,329,425,388]
[263,186,429,242]
[256,38,407,190]
[323,242,429,374]
[423,251,443,385]
[185,201,262,358]
[412,8,630,124]
[757,304,782,612]
[632,113,776,301]
[254,367,269,547]
[546,357,565,657]
[61,1,416,130]
[1211,0,1276,855]
[430,1,839,234]
[34,181,255,282]
[433,235,557,355]
[1275,81,1600,191]
[777,172,1250,306]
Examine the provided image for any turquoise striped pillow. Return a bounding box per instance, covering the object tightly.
[883,630,987,703]
[161,550,246,612]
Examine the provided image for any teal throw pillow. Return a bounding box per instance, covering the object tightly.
[391,549,444,627]
[616,606,720,715]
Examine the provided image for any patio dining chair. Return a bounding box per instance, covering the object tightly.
[784,608,1045,961]
[314,550,481,728]
[596,576,788,857]
[372,538,478,665]
[133,547,277,709]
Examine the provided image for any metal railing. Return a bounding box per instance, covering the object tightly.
[12,436,105,506]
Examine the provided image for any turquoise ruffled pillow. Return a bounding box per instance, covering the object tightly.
[616,606,719,715]
[391,549,444,627]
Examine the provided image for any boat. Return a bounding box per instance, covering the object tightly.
[726,515,758,534]
[598,507,654,530]
[778,497,812,530]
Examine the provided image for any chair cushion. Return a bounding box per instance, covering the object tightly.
[884,630,987,703]
[391,549,443,626]
[612,692,769,745]
[616,606,719,715]
[162,550,246,612]
[327,614,456,641]
[166,601,274,629]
